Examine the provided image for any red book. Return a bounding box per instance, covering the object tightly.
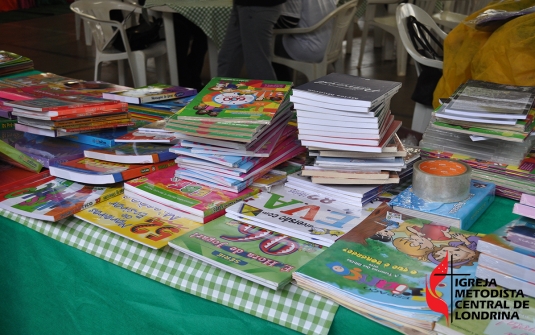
[3,97,125,113]
[13,107,129,121]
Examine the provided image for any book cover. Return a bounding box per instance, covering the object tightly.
[476,266,535,299]
[434,285,535,335]
[49,157,176,184]
[124,166,259,217]
[171,77,292,124]
[310,172,400,185]
[476,217,535,268]
[225,185,365,246]
[478,253,535,281]
[114,131,179,144]
[174,167,254,193]
[84,143,177,164]
[0,81,130,100]
[3,96,123,112]
[0,139,43,172]
[168,216,325,290]
[294,203,484,321]
[0,72,71,88]
[102,84,197,104]
[74,194,202,249]
[13,134,97,168]
[63,127,132,147]
[292,73,401,108]
[513,202,535,220]
[139,94,196,110]
[389,180,496,230]
[0,162,52,193]
[0,177,123,221]
[170,145,253,168]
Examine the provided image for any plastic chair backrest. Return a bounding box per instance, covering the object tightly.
[70,0,146,54]
[396,3,446,70]
[323,0,358,64]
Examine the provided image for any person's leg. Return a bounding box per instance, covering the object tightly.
[273,35,293,81]
[173,13,194,87]
[238,5,282,80]
[187,23,208,90]
[217,5,244,77]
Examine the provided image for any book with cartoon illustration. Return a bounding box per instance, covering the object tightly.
[389,180,496,230]
[293,202,483,328]
[168,216,325,290]
[0,177,123,221]
[75,194,202,249]
[476,217,535,268]
[124,166,258,217]
[83,143,177,164]
[225,184,365,246]
[170,77,293,124]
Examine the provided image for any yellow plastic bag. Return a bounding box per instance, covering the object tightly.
[433,0,535,109]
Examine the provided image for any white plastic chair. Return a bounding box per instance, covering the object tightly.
[357,0,436,77]
[271,0,358,82]
[70,0,168,88]
[396,2,447,133]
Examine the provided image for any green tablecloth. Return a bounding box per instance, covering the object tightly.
[0,196,518,335]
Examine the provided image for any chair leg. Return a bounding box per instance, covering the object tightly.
[411,102,432,133]
[334,53,344,74]
[130,59,147,88]
[345,17,354,55]
[94,59,101,81]
[83,20,92,46]
[395,35,407,76]
[75,14,81,41]
[117,60,126,86]
[357,5,375,69]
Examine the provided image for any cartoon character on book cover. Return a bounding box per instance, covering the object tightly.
[296,203,483,314]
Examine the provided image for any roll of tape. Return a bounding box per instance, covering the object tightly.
[412,159,472,203]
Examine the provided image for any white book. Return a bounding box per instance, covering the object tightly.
[298,128,381,140]
[298,134,382,146]
[435,112,518,125]
[442,108,528,119]
[297,122,380,134]
[292,101,376,115]
[314,156,404,167]
[298,118,380,129]
[296,110,380,123]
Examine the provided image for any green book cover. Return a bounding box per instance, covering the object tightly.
[168,216,325,290]
[171,77,292,124]
[0,139,42,172]
[164,123,256,142]
[432,120,529,142]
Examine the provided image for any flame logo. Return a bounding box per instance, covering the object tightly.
[426,251,450,325]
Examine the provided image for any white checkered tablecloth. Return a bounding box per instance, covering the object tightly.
[1,208,338,335]
[145,0,232,48]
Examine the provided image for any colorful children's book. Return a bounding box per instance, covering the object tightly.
[0,81,130,100]
[170,145,253,168]
[434,285,535,335]
[13,134,97,168]
[48,157,176,184]
[0,177,123,221]
[293,202,484,326]
[63,127,133,147]
[225,184,365,246]
[83,143,177,164]
[2,96,124,112]
[139,94,196,110]
[171,77,292,124]
[0,139,43,172]
[102,84,197,104]
[389,180,496,230]
[168,216,325,290]
[477,217,535,268]
[74,194,202,249]
[124,166,258,217]
[0,72,72,88]
[291,73,401,108]
[114,131,179,144]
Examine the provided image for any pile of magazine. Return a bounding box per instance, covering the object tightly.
[0,50,33,76]
[422,80,535,200]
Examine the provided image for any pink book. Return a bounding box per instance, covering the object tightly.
[513,203,535,220]
[124,166,259,217]
[520,193,535,208]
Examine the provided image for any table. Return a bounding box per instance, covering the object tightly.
[144,0,233,85]
[0,196,519,335]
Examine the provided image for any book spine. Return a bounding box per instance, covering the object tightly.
[63,134,116,148]
[520,194,535,208]
[49,108,128,120]
[139,92,183,103]
[462,191,495,230]
[513,203,535,220]
[45,102,128,114]
[0,120,16,130]
[58,122,134,133]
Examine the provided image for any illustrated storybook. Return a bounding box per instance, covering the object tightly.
[434,285,534,335]
[0,177,123,222]
[293,202,484,327]
[75,194,202,249]
[476,217,535,268]
[2,96,125,113]
[83,143,177,164]
[388,180,496,230]
[168,216,325,290]
[291,73,401,108]
[48,157,176,184]
[225,185,365,246]
[102,84,197,104]
[170,77,292,124]
[124,166,258,217]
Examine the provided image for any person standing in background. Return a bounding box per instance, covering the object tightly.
[273,0,337,81]
[217,0,285,80]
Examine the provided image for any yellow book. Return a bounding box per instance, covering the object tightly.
[75,194,202,249]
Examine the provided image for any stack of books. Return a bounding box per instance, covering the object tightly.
[292,202,485,334]
[421,80,535,201]
[0,50,33,76]
[161,77,305,193]
[476,213,535,297]
[290,73,414,187]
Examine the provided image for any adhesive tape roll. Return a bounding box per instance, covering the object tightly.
[412,158,472,203]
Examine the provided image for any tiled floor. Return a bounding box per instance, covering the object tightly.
[0,10,418,127]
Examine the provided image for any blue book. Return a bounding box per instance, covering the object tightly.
[388,180,496,230]
[63,127,133,147]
